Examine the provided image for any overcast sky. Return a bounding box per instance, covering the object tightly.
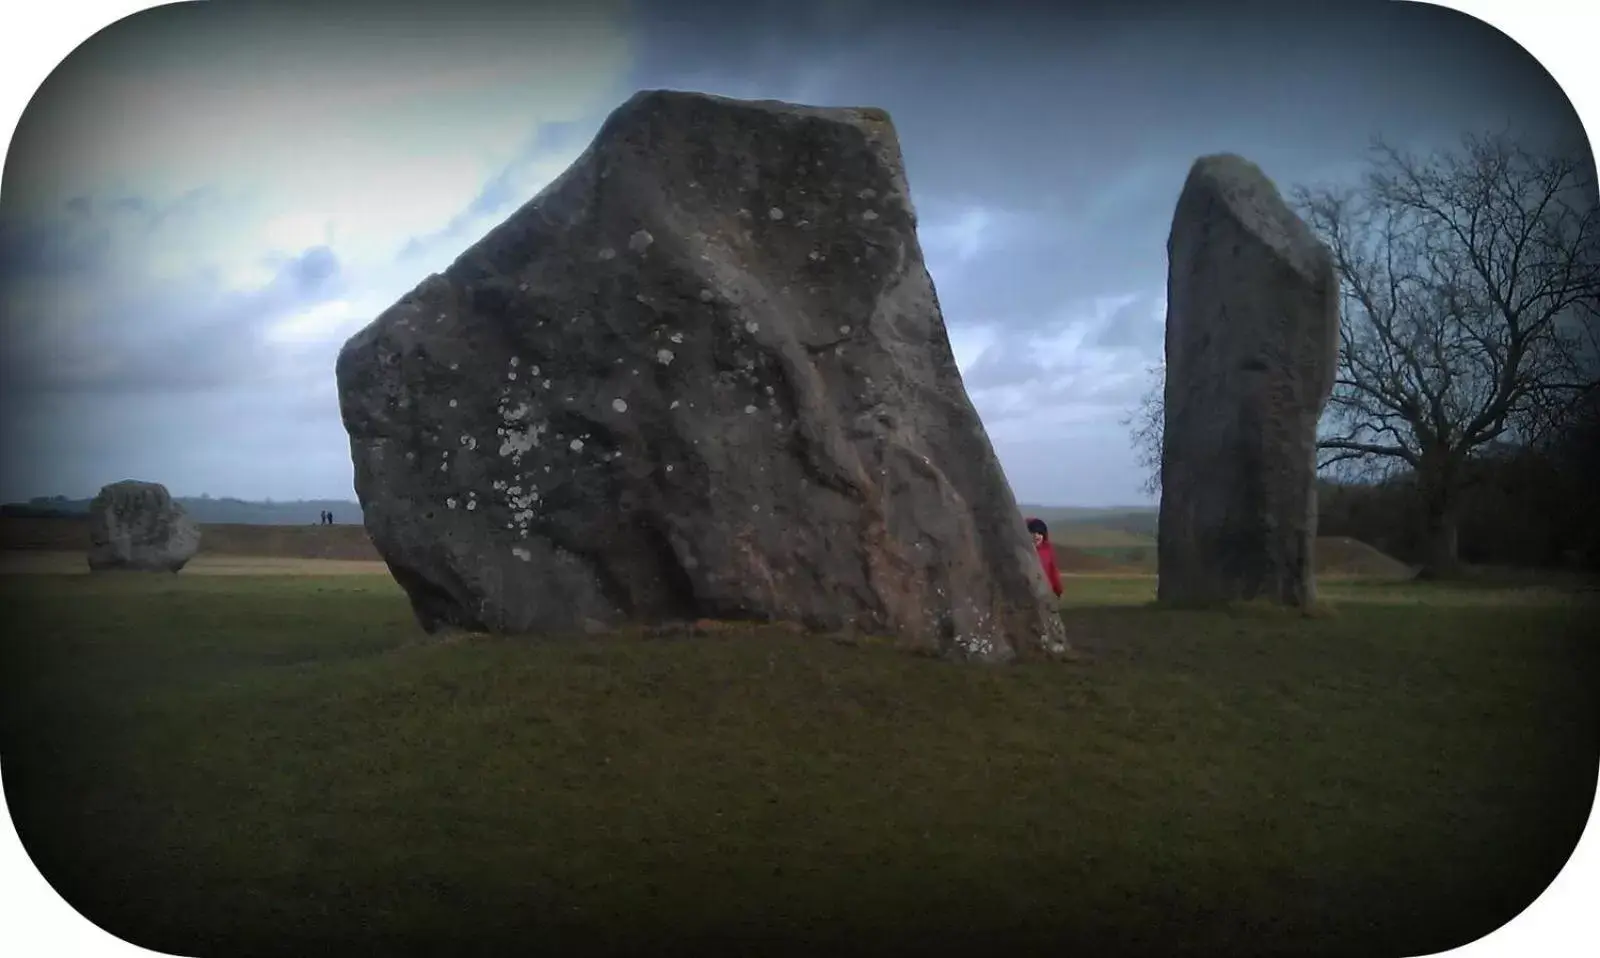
[0,0,1585,505]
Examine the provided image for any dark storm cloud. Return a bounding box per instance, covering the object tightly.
[624,0,1588,389]
[397,119,602,263]
[0,187,221,282]
[1088,294,1164,353]
[1,240,345,398]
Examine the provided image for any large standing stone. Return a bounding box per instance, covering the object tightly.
[336,90,1066,662]
[1157,154,1340,607]
[87,480,201,573]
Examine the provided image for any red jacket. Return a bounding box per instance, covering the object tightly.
[1035,537,1062,596]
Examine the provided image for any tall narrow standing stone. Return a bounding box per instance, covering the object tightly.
[1157,154,1340,607]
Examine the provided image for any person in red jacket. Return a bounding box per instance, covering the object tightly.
[1026,517,1063,597]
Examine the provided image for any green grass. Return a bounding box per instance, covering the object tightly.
[2,572,1596,957]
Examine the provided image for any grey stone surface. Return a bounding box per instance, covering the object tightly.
[1157,154,1340,607]
[87,480,201,573]
[336,90,1066,662]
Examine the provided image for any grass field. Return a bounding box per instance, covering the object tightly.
[2,566,1596,957]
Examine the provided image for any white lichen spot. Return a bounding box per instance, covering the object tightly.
[767,207,784,221]
[508,371,517,381]
[744,405,758,414]
[808,250,821,261]
[505,402,530,421]
[530,365,540,376]
[861,209,879,222]
[839,324,852,335]
[764,385,774,395]
[449,362,459,371]
[665,464,674,473]
[510,357,520,367]
[466,500,477,511]
[406,451,416,461]
[598,248,616,261]
[449,399,458,408]
[570,439,585,452]
[858,188,877,200]
[542,379,551,389]
[512,547,531,561]
[440,462,448,473]
[745,321,759,334]
[612,398,628,413]
[656,348,675,365]
[670,331,684,344]
[518,282,528,292]
[628,229,654,252]
[698,289,713,303]
[670,400,681,410]
[447,497,458,509]
[752,504,761,512]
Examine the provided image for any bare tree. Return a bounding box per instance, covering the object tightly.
[1119,359,1165,498]
[1126,133,1599,577]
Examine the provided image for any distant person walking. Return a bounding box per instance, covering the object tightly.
[1026,517,1063,597]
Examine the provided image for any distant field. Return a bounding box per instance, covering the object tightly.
[0,517,380,561]
[2,516,1423,584]
[0,551,389,576]
[1,569,1594,956]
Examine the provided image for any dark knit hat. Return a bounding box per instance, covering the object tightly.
[1025,517,1048,538]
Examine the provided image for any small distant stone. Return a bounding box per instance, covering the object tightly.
[570,439,585,451]
[612,398,628,413]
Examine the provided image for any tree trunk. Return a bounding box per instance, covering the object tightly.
[1416,488,1463,580]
